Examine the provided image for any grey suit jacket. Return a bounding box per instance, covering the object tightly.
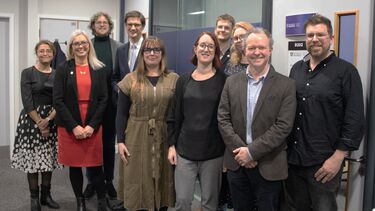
[218,66,296,181]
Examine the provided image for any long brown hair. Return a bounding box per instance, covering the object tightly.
[133,36,169,87]
[190,32,222,70]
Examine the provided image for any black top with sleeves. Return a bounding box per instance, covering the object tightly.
[288,53,365,166]
[167,70,226,161]
[21,66,54,112]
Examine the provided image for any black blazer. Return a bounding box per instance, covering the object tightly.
[112,42,141,92]
[53,59,108,131]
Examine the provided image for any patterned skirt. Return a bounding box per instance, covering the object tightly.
[11,105,62,173]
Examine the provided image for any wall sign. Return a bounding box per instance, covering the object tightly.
[286,13,315,36]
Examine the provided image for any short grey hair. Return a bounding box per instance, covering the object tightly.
[245,27,274,49]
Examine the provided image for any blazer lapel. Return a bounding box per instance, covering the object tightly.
[239,72,248,123]
[252,66,276,121]
[68,61,78,98]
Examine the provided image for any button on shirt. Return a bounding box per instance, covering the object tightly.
[246,69,268,146]
[288,53,364,166]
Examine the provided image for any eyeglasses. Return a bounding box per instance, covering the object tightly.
[95,21,109,25]
[72,41,89,47]
[306,33,329,40]
[127,23,142,28]
[143,48,162,55]
[233,34,247,42]
[198,43,215,51]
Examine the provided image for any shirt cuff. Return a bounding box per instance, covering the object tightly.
[246,147,253,161]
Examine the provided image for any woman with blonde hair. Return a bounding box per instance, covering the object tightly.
[53,29,108,211]
[224,21,254,76]
[116,36,178,211]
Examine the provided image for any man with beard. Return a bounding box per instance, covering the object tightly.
[214,14,235,72]
[83,12,122,201]
[286,14,365,211]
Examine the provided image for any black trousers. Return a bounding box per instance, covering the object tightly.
[227,167,282,211]
[285,164,343,211]
[87,105,116,182]
[70,166,106,198]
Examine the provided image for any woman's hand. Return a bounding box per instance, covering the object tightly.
[41,127,50,139]
[37,118,49,130]
[118,143,131,165]
[168,145,177,165]
[83,125,94,138]
[73,125,86,139]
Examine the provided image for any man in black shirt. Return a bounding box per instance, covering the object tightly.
[286,14,365,211]
[214,14,235,72]
[84,11,122,200]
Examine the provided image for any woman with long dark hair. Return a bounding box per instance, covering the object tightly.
[167,32,226,211]
[11,40,61,211]
[116,36,178,211]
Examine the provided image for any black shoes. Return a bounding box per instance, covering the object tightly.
[40,185,60,209]
[30,188,41,211]
[76,197,86,211]
[105,181,117,199]
[83,183,95,200]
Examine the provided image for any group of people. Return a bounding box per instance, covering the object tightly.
[10,9,364,211]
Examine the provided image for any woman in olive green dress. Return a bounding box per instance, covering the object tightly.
[116,36,178,211]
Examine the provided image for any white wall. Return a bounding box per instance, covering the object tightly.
[0,0,120,150]
[272,1,373,210]
[124,0,149,41]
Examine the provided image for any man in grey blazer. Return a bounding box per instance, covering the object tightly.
[85,11,122,200]
[218,28,296,211]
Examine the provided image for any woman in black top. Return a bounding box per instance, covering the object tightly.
[11,40,61,211]
[167,32,226,211]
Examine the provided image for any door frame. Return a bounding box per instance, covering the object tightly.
[0,13,15,155]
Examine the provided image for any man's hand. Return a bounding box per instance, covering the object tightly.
[233,147,252,166]
[118,143,131,165]
[168,145,177,165]
[244,160,258,168]
[314,150,347,183]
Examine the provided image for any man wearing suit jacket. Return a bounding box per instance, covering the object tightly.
[214,14,235,72]
[83,11,123,200]
[112,10,145,93]
[218,28,296,211]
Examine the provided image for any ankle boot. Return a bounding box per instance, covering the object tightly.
[76,197,86,211]
[97,197,108,211]
[30,188,41,211]
[41,184,60,209]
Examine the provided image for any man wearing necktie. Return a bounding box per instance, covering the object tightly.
[112,10,145,95]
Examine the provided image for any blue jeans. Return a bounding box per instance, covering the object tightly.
[285,164,343,211]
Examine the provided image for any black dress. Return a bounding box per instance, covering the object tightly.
[11,66,61,173]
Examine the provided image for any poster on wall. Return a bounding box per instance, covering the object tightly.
[288,41,308,72]
[286,13,316,36]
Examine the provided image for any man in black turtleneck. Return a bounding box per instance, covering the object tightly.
[84,11,122,200]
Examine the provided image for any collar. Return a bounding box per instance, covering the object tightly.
[246,65,269,81]
[94,35,110,42]
[303,50,336,67]
[130,36,144,49]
